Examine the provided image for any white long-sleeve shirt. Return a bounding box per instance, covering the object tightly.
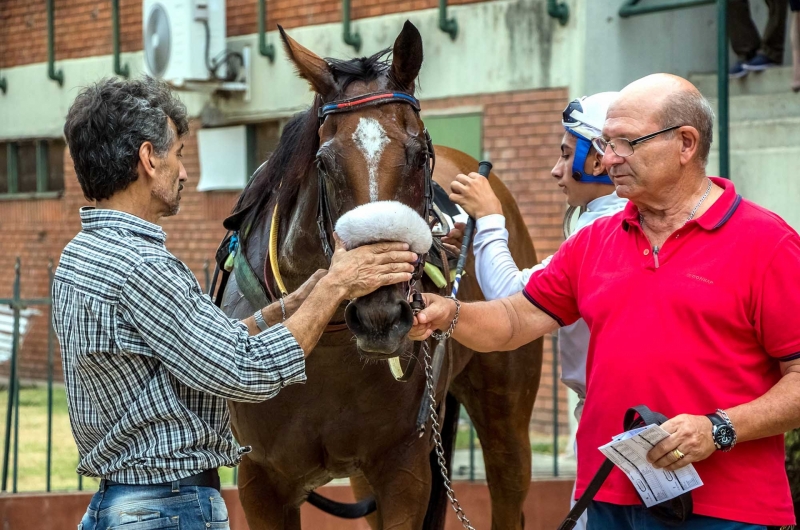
[472,191,628,419]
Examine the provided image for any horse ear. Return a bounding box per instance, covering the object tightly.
[390,21,423,93]
[278,25,336,96]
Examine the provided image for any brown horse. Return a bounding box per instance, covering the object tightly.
[220,21,543,530]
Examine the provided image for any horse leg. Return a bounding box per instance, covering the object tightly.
[450,343,542,530]
[350,473,380,530]
[238,456,303,530]
[363,443,433,530]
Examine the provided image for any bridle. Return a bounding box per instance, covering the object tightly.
[315,91,436,290]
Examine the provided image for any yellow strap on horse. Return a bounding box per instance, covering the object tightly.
[388,357,405,380]
[424,262,446,288]
[269,204,289,297]
[423,262,458,288]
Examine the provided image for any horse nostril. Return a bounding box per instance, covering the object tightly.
[345,302,364,335]
[397,300,413,328]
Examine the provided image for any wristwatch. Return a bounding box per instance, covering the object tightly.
[706,409,736,452]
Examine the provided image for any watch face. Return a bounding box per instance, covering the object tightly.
[716,425,734,446]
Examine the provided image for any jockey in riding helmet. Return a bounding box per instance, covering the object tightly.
[445,91,626,530]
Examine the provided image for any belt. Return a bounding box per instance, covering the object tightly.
[100,468,221,492]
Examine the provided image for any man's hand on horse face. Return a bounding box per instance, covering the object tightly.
[409,293,457,341]
[327,233,417,300]
[449,172,503,219]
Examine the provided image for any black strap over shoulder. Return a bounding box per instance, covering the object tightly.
[557,405,693,530]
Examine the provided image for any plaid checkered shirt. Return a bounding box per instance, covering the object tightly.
[52,207,306,484]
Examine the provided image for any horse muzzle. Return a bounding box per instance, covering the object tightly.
[335,199,431,356]
[345,286,414,356]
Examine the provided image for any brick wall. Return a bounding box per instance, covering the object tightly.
[0,0,485,69]
[0,86,571,435]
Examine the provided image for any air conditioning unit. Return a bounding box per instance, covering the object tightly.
[142,0,226,84]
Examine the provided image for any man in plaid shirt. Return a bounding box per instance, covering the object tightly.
[56,77,417,530]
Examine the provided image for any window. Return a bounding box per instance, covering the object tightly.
[0,145,7,194]
[422,113,483,160]
[247,121,283,179]
[196,120,285,192]
[0,139,65,198]
[17,141,37,193]
[47,140,65,192]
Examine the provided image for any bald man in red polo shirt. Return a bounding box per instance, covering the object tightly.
[411,74,800,529]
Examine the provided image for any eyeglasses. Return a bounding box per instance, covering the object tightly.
[591,125,683,158]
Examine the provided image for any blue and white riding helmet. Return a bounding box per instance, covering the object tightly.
[561,92,619,185]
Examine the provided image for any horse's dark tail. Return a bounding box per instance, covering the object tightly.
[423,392,462,530]
[306,491,377,519]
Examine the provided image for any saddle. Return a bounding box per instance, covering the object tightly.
[427,180,462,274]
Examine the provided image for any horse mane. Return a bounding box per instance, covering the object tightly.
[225,47,406,241]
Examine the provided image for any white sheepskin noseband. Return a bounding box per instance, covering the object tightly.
[334,200,432,254]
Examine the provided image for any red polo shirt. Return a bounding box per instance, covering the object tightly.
[524,178,799,526]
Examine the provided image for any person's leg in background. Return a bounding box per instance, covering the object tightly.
[790,0,800,90]
[728,0,765,77]
[754,0,789,67]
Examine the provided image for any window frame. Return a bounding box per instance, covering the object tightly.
[0,139,64,201]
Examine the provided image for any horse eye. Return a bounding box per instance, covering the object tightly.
[408,147,427,169]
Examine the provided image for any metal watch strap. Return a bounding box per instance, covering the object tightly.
[715,408,737,450]
[253,309,268,332]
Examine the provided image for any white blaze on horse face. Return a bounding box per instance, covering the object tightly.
[352,118,390,202]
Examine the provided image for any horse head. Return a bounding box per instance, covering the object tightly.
[280,21,429,356]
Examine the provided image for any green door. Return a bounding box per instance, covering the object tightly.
[423,114,482,160]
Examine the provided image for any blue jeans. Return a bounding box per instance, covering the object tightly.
[78,483,230,529]
[587,502,766,530]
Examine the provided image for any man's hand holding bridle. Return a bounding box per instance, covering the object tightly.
[409,293,458,341]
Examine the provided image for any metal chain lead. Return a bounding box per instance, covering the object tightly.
[420,340,476,530]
